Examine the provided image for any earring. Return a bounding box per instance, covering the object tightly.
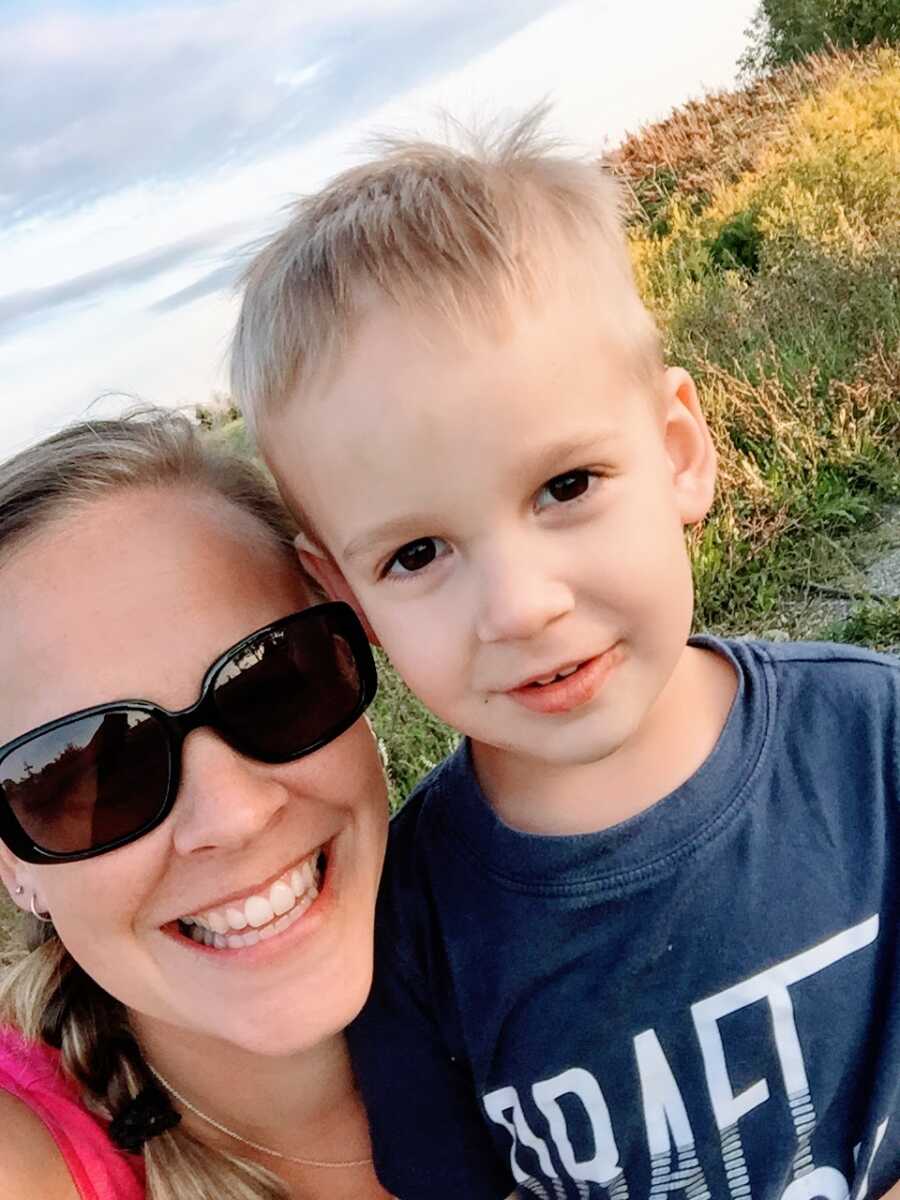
[29,894,52,923]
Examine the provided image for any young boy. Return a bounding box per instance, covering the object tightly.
[231,112,899,1200]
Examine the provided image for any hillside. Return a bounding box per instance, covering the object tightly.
[610,45,900,635]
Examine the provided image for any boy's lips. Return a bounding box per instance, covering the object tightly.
[505,644,623,714]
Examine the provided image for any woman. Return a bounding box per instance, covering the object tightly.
[0,411,392,1199]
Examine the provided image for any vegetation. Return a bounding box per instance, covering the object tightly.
[611,45,900,633]
[370,652,459,808]
[823,597,900,650]
[741,0,900,75]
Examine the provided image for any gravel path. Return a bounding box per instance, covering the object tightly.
[866,543,900,598]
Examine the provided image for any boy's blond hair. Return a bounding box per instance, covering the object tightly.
[231,106,662,438]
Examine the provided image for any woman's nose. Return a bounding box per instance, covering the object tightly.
[170,729,289,856]
[473,550,575,644]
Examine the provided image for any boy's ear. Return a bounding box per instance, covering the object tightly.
[661,367,717,526]
[294,535,381,646]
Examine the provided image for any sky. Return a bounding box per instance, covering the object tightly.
[0,0,760,458]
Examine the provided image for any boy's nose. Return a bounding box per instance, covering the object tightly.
[170,729,289,856]
[474,554,575,644]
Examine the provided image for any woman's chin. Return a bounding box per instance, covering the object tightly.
[131,952,375,1060]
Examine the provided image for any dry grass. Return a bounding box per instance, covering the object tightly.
[691,341,900,628]
[618,44,900,629]
[0,894,23,969]
[607,46,890,234]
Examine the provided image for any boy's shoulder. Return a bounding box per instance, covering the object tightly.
[713,636,900,798]
[375,744,477,965]
[725,634,899,698]
[712,635,900,750]
[748,635,899,669]
[386,740,473,861]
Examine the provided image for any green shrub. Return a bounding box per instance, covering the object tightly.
[741,0,900,76]
[706,210,764,273]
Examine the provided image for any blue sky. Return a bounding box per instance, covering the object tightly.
[0,0,759,457]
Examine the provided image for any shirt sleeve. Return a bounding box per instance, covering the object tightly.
[346,937,514,1200]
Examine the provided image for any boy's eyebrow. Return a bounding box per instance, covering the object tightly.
[342,516,440,563]
[525,433,620,481]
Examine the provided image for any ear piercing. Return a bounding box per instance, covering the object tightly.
[29,894,52,923]
[13,881,52,922]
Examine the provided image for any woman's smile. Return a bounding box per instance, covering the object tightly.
[170,843,327,951]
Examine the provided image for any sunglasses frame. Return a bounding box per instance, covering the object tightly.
[0,601,377,865]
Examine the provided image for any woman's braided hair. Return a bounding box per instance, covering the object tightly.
[0,410,301,1198]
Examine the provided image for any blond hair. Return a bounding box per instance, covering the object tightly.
[231,105,662,439]
[0,408,295,567]
[0,410,302,1198]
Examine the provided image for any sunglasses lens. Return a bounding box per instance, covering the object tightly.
[0,709,170,856]
[213,608,368,760]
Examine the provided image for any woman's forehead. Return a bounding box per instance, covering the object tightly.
[0,486,306,738]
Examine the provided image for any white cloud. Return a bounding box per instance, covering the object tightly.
[1,0,760,459]
[1,0,555,224]
[275,60,330,90]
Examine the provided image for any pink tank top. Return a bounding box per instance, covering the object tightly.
[0,1025,145,1199]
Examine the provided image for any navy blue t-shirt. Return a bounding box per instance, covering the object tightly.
[348,639,900,1200]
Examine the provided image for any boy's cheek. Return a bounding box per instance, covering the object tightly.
[375,614,455,684]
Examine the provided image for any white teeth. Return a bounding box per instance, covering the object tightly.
[270,880,295,915]
[226,906,248,931]
[245,894,275,928]
[184,894,310,950]
[180,848,325,950]
[207,911,229,935]
[533,664,580,686]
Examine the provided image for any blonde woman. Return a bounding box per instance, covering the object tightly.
[0,412,393,1199]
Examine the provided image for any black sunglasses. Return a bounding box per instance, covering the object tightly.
[0,602,377,864]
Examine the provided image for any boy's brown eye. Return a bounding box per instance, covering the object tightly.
[545,470,590,504]
[391,538,438,574]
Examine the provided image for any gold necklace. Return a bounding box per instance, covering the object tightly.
[147,1064,373,1169]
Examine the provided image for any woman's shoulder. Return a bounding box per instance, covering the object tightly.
[0,1025,145,1200]
[0,1086,81,1198]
